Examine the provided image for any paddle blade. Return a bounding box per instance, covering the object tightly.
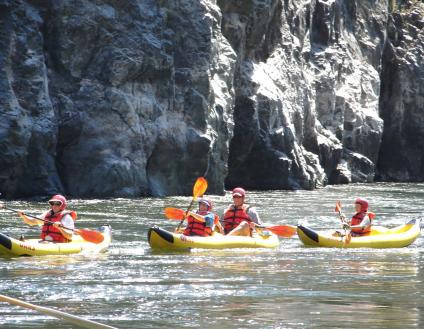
[266,225,297,238]
[75,229,104,244]
[335,201,342,213]
[164,207,186,220]
[193,177,208,199]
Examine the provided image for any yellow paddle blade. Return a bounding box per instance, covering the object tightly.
[192,177,208,199]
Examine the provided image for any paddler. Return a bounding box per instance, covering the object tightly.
[182,197,224,237]
[346,198,374,236]
[222,187,263,236]
[335,197,375,238]
[10,194,76,242]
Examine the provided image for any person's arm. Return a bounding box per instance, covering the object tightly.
[216,222,224,234]
[53,214,74,241]
[0,202,44,226]
[19,212,44,226]
[247,207,263,225]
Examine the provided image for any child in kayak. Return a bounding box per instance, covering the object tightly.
[347,198,375,236]
[182,197,223,237]
[335,198,375,239]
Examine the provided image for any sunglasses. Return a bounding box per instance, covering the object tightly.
[49,201,62,206]
[232,195,243,199]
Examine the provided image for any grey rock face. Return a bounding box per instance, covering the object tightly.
[0,0,423,199]
[377,2,424,182]
[222,0,385,190]
[0,0,236,198]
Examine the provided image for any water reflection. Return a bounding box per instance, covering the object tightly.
[0,183,423,328]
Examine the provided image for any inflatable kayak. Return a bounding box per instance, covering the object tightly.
[0,225,112,257]
[297,218,421,248]
[148,226,280,251]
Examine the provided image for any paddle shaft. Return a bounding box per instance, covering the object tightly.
[2,206,76,232]
[0,294,117,329]
[176,177,208,230]
[176,199,195,230]
[2,204,104,244]
[335,201,351,244]
[220,219,296,237]
[165,208,206,222]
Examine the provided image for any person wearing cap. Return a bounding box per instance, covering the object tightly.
[222,187,263,236]
[347,198,375,236]
[19,194,77,242]
[183,197,223,237]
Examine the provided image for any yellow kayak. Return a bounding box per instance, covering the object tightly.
[0,226,112,257]
[297,218,421,248]
[148,226,280,251]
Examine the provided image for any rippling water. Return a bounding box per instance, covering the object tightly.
[0,183,423,328]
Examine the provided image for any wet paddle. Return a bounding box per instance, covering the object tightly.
[0,294,117,329]
[165,207,205,222]
[1,206,104,244]
[335,201,351,244]
[176,177,208,230]
[225,220,297,238]
[257,224,297,238]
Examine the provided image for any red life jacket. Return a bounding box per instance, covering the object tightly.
[223,204,251,234]
[40,210,77,242]
[350,211,373,234]
[183,211,219,237]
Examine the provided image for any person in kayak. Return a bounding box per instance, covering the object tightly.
[183,197,224,237]
[336,198,375,238]
[19,194,76,242]
[222,187,263,236]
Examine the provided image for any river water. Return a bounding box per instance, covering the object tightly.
[0,183,423,329]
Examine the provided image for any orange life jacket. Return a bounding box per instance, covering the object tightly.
[223,204,251,234]
[183,210,219,237]
[40,210,77,242]
[350,211,374,234]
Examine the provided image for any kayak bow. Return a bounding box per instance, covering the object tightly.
[297,218,421,248]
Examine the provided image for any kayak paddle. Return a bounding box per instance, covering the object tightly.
[256,224,297,238]
[335,201,351,244]
[1,205,104,244]
[165,207,205,222]
[221,220,297,238]
[165,208,296,237]
[176,177,208,230]
[0,294,117,329]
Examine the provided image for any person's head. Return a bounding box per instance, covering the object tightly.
[198,197,212,211]
[355,197,368,212]
[49,194,67,212]
[231,187,246,206]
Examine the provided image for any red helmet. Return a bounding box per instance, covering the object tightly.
[232,187,246,198]
[198,197,212,210]
[355,198,368,212]
[49,194,67,211]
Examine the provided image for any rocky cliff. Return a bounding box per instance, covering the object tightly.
[0,0,423,199]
